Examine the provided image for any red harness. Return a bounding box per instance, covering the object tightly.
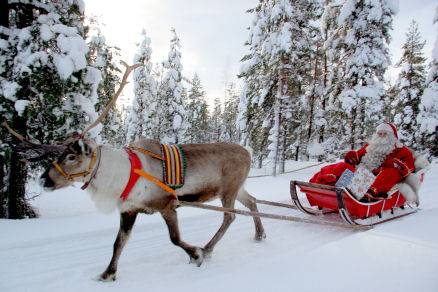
[120,148,143,201]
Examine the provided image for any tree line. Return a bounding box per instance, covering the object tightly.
[237,0,438,176]
[1,0,437,218]
[0,0,239,219]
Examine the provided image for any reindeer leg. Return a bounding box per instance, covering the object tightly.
[98,212,137,282]
[161,208,204,267]
[202,196,236,257]
[237,189,266,241]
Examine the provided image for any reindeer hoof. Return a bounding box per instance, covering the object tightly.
[254,231,267,242]
[189,247,204,267]
[96,271,116,282]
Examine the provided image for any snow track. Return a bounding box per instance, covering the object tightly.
[1,161,437,291]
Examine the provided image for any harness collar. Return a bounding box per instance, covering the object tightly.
[81,146,102,190]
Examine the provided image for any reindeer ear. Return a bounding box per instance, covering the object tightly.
[82,141,92,156]
[72,140,92,156]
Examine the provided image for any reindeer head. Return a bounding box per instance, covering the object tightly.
[40,137,98,190]
[3,62,141,191]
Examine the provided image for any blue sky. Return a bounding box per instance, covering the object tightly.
[85,0,437,105]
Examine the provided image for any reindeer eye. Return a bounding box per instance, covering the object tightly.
[66,154,76,161]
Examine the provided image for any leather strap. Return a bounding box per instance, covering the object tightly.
[129,146,163,161]
[120,148,143,201]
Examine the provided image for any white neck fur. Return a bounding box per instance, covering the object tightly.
[85,146,130,213]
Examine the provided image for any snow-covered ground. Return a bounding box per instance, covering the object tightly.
[1,161,437,292]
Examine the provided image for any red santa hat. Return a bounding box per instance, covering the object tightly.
[376,121,403,147]
[376,121,398,138]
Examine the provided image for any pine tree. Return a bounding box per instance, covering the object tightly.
[0,0,101,218]
[319,0,345,160]
[392,20,427,149]
[239,0,321,174]
[418,7,438,157]
[88,20,123,145]
[126,30,157,143]
[327,0,397,149]
[210,97,223,142]
[238,0,271,164]
[221,83,240,143]
[186,74,209,143]
[159,28,187,143]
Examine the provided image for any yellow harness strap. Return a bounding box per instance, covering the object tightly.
[129,146,164,161]
[133,169,177,197]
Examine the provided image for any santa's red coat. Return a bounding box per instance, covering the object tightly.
[310,145,415,195]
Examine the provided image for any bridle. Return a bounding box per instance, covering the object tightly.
[51,146,102,190]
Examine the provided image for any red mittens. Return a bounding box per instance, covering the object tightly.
[344,151,359,165]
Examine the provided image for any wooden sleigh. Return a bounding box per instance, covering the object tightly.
[290,168,427,227]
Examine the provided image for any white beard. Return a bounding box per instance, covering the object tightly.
[360,133,396,171]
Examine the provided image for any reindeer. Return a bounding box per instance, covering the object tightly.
[5,62,266,282]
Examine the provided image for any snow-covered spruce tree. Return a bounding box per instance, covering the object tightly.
[159,28,187,143]
[238,0,272,166]
[239,0,321,175]
[318,0,347,160]
[209,97,223,142]
[417,7,438,157]
[392,20,426,149]
[186,74,209,143]
[0,0,101,218]
[383,79,397,120]
[327,0,397,150]
[221,82,240,143]
[126,30,157,143]
[87,19,123,146]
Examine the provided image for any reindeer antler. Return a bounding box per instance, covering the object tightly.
[2,122,27,142]
[2,121,68,160]
[82,61,142,135]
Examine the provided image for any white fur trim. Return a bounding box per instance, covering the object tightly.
[395,183,418,205]
[376,123,393,134]
[414,155,430,171]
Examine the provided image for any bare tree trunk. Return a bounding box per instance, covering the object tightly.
[0,0,8,218]
[320,5,329,145]
[8,115,36,219]
[257,155,263,169]
[272,55,291,176]
[271,104,280,177]
[279,136,286,174]
[0,154,6,218]
[6,3,37,219]
[295,146,300,161]
[350,107,357,150]
[307,44,320,143]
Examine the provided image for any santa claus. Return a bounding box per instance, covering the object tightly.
[310,122,415,201]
